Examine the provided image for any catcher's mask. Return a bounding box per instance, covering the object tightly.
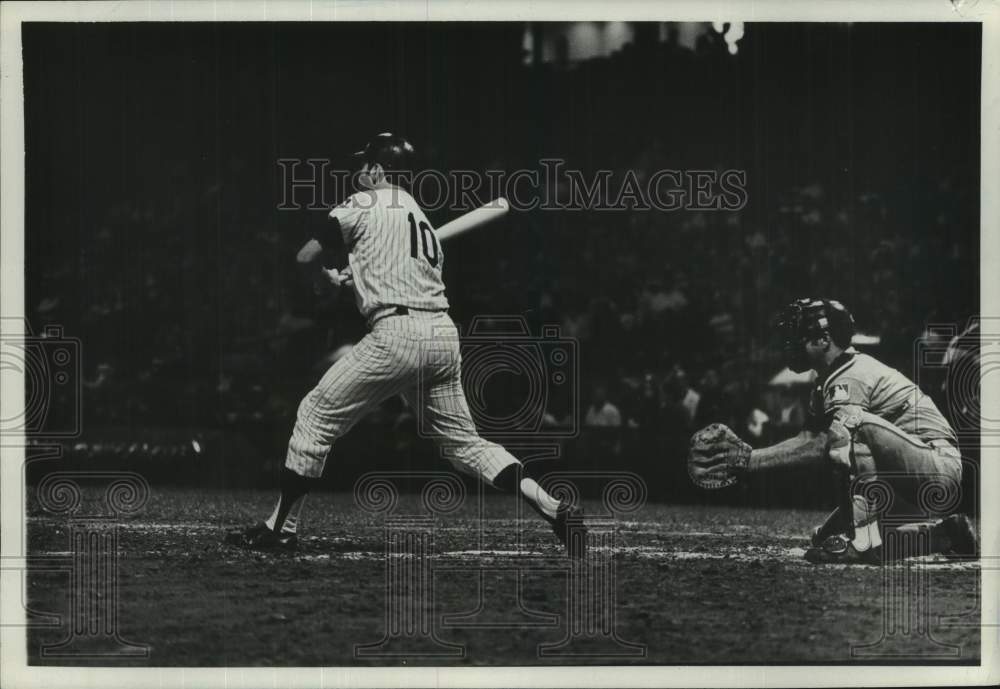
[777,298,855,372]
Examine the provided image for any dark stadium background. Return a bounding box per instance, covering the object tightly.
[22,22,980,508]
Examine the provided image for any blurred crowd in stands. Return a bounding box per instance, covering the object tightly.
[32,164,977,479]
[24,23,979,496]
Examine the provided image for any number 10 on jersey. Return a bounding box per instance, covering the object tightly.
[408,212,440,268]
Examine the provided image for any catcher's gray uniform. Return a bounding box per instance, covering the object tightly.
[285,186,518,482]
[806,348,962,491]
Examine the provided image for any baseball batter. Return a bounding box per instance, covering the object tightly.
[688,298,976,564]
[227,133,584,556]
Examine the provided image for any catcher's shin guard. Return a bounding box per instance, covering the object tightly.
[811,413,879,564]
[806,495,882,564]
[827,418,859,541]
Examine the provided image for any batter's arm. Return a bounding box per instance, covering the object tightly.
[299,214,348,266]
[745,429,829,473]
[296,239,324,265]
[295,238,351,293]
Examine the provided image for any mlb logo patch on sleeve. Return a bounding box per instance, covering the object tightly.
[826,383,850,403]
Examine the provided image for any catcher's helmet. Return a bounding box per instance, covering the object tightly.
[353,132,415,171]
[778,298,855,351]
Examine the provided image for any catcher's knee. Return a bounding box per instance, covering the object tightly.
[832,407,957,474]
[834,407,928,454]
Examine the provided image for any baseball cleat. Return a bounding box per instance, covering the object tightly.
[224,522,298,552]
[551,504,587,559]
[803,534,881,565]
[811,511,849,547]
[938,513,978,559]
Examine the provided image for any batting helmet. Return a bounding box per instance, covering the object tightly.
[353,132,415,171]
[777,298,855,370]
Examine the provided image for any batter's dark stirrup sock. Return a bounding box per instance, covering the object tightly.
[492,464,561,522]
[492,464,520,494]
[265,467,314,534]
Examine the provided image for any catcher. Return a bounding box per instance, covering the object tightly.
[688,298,977,564]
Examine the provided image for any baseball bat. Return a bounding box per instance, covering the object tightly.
[337,198,509,283]
[435,197,509,242]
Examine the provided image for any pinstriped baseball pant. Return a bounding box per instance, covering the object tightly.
[285,311,519,482]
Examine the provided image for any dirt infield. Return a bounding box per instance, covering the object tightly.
[23,488,980,666]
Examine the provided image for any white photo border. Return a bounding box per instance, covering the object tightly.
[1,1,997,687]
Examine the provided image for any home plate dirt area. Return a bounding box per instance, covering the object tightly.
[25,488,980,666]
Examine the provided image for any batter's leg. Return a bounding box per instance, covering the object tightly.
[402,371,586,557]
[228,330,420,549]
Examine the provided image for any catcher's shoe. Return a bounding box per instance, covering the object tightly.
[803,534,881,565]
[224,522,298,552]
[551,504,587,559]
[937,513,978,559]
[811,510,850,547]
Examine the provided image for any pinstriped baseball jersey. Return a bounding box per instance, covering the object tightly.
[807,349,957,445]
[329,186,448,317]
[285,183,519,485]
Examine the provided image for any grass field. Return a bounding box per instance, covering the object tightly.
[24,487,980,666]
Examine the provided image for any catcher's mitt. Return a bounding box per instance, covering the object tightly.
[688,423,752,490]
